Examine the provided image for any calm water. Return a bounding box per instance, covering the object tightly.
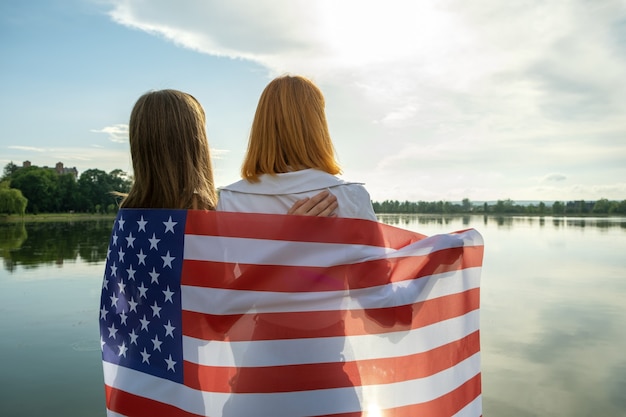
[1,215,625,416]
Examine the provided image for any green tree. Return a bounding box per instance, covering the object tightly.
[108,169,132,201]
[494,199,515,214]
[461,198,472,212]
[9,166,59,213]
[538,202,546,215]
[592,198,611,214]
[77,169,131,213]
[1,161,19,180]
[0,187,28,215]
[57,173,79,212]
[614,200,626,214]
[551,201,565,215]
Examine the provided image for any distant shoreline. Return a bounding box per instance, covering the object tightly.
[0,213,116,223]
[1,211,624,224]
[375,212,619,218]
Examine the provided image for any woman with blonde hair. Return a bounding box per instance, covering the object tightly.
[217,75,377,220]
[119,88,337,215]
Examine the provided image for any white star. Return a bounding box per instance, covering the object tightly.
[137,249,147,265]
[149,268,160,284]
[128,297,138,313]
[125,232,136,248]
[139,315,150,331]
[163,216,177,233]
[161,251,175,269]
[118,216,125,231]
[165,354,177,371]
[151,334,163,352]
[118,341,128,357]
[110,293,119,309]
[150,301,162,318]
[163,286,174,303]
[140,348,151,364]
[137,216,148,232]
[118,280,126,294]
[137,282,148,299]
[126,265,136,280]
[108,323,118,339]
[112,232,118,246]
[148,233,160,250]
[164,320,176,338]
[117,248,125,263]
[102,277,109,290]
[110,264,117,277]
[100,337,105,351]
[119,310,128,325]
[129,329,139,345]
[106,248,111,260]
[100,306,108,320]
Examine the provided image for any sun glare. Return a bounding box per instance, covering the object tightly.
[365,403,383,417]
[314,1,463,66]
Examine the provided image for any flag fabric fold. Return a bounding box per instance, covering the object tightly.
[99,209,484,417]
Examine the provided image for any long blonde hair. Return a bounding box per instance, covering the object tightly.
[120,89,218,210]
[241,75,341,182]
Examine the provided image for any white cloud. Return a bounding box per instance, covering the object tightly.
[541,174,567,183]
[8,145,46,152]
[91,124,129,143]
[105,0,626,201]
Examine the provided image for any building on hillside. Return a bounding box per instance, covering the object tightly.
[55,162,78,178]
[20,160,79,179]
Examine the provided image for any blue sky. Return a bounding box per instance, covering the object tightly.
[1,0,625,202]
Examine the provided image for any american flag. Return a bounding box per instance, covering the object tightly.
[100,209,484,417]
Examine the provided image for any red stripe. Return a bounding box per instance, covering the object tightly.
[318,373,482,417]
[184,331,480,393]
[181,246,484,292]
[182,288,479,341]
[185,210,426,248]
[106,375,481,417]
[105,385,205,417]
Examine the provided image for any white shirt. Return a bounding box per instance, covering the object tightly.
[217,169,378,221]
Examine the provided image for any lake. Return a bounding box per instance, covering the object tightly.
[1,215,625,416]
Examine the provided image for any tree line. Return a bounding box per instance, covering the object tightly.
[372,198,626,215]
[1,162,624,216]
[1,162,131,215]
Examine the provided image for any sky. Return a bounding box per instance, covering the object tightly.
[1,0,625,203]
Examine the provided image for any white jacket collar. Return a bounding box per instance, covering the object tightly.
[219,169,363,195]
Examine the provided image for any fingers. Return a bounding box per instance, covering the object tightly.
[317,199,339,217]
[304,191,337,217]
[287,197,309,215]
[288,190,338,217]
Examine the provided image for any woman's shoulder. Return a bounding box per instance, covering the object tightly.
[219,169,364,195]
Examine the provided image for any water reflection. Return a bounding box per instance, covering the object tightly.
[4,216,625,273]
[0,220,113,272]
[376,214,626,230]
[0,216,625,416]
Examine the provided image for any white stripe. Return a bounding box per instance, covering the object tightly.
[103,353,480,417]
[452,394,483,417]
[184,310,479,367]
[104,362,211,416]
[360,354,481,411]
[183,230,482,267]
[182,267,481,315]
[185,235,394,266]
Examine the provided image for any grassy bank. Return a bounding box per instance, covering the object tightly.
[0,212,116,223]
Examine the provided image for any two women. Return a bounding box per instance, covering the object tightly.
[119,88,338,216]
